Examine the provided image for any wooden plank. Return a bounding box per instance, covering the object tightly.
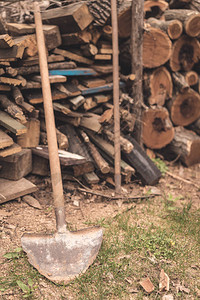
[81,82,126,96]
[0,111,27,135]
[69,95,85,110]
[49,68,98,76]
[17,119,40,148]
[0,77,22,86]
[32,75,67,84]
[55,82,81,97]
[41,2,94,34]
[0,84,11,91]
[0,177,37,204]
[6,23,35,35]
[0,143,21,158]
[80,113,102,132]
[0,45,24,60]
[32,146,86,166]
[83,172,99,184]
[0,149,32,180]
[0,34,14,48]
[53,48,93,65]
[25,89,67,104]
[94,54,112,60]
[0,129,13,149]
[81,78,106,88]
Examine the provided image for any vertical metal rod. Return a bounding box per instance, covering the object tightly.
[111,0,121,194]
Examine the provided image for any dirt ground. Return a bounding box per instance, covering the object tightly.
[0,161,200,299]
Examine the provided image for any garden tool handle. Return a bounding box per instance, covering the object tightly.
[34,2,66,232]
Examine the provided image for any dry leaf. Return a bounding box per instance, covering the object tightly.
[22,195,42,209]
[162,295,174,300]
[140,277,155,293]
[159,269,170,291]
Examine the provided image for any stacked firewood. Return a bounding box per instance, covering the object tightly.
[120,0,200,167]
[0,0,199,190]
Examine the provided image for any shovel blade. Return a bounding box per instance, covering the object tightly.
[21,227,103,284]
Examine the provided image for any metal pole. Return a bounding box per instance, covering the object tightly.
[111,0,121,194]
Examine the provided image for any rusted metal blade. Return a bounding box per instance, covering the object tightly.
[21,227,103,284]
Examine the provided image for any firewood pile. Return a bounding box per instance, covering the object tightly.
[0,0,200,195]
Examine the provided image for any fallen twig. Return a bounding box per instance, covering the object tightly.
[78,187,156,201]
[166,171,199,189]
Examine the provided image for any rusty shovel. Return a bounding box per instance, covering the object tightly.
[21,2,103,284]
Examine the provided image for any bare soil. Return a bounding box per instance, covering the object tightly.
[0,162,200,299]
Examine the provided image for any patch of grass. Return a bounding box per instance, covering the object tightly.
[152,158,168,175]
[0,248,42,299]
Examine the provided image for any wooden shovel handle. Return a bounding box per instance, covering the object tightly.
[34,2,66,232]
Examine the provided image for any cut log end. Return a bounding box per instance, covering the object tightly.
[170,89,200,126]
[142,107,174,149]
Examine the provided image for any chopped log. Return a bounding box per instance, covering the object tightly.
[0,68,4,76]
[0,44,24,60]
[12,86,24,105]
[170,35,200,71]
[168,88,200,126]
[69,95,85,110]
[185,71,199,86]
[0,34,14,48]
[79,130,110,174]
[31,75,67,84]
[144,0,168,19]
[169,0,191,9]
[146,18,183,40]
[32,146,86,167]
[0,143,22,158]
[5,66,17,77]
[143,66,173,106]
[83,172,99,184]
[59,124,94,176]
[143,27,172,68]
[16,61,77,75]
[0,149,32,180]
[0,129,13,149]
[19,54,65,67]
[120,107,135,132]
[32,154,49,176]
[98,48,113,54]
[53,48,93,65]
[87,0,111,26]
[94,94,112,104]
[56,128,69,150]
[187,117,200,135]
[17,119,40,148]
[118,5,131,38]
[92,64,113,74]
[0,84,11,91]
[164,9,200,37]
[21,80,41,90]
[167,126,200,166]
[123,135,162,185]
[41,2,93,33]
[13,34,37,57]
[22,195,42,210]
[19,101,34,113]
[86,131,135,176]
[16,75,27,87]
[80,113,102,132]
[83,97,97,111]
[0,77,22,86]
[0,111,27,135]
[81,78,106,88]
[142,107,175,149]
[189,0,200,11]
[42,24,62,50]
[172,72,190,92]
[62,30,92,46]
[103,129,134,153]
[81,44,98,57]
[102,25,112,40]
[56,82,81,97]
[24,89,67,104]
[0,177,37,205]
[6,23,35,35]
[0,95,26,124]
[94,54,112,60]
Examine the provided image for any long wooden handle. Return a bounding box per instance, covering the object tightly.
[34,2,66,233]
[111,0,121,194]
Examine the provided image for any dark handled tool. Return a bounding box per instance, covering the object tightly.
[21,2,103,284]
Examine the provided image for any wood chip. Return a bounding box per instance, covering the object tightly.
[139,277,155,293]
[159,269,170,291]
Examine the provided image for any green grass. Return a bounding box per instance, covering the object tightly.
[1,198,200,300]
